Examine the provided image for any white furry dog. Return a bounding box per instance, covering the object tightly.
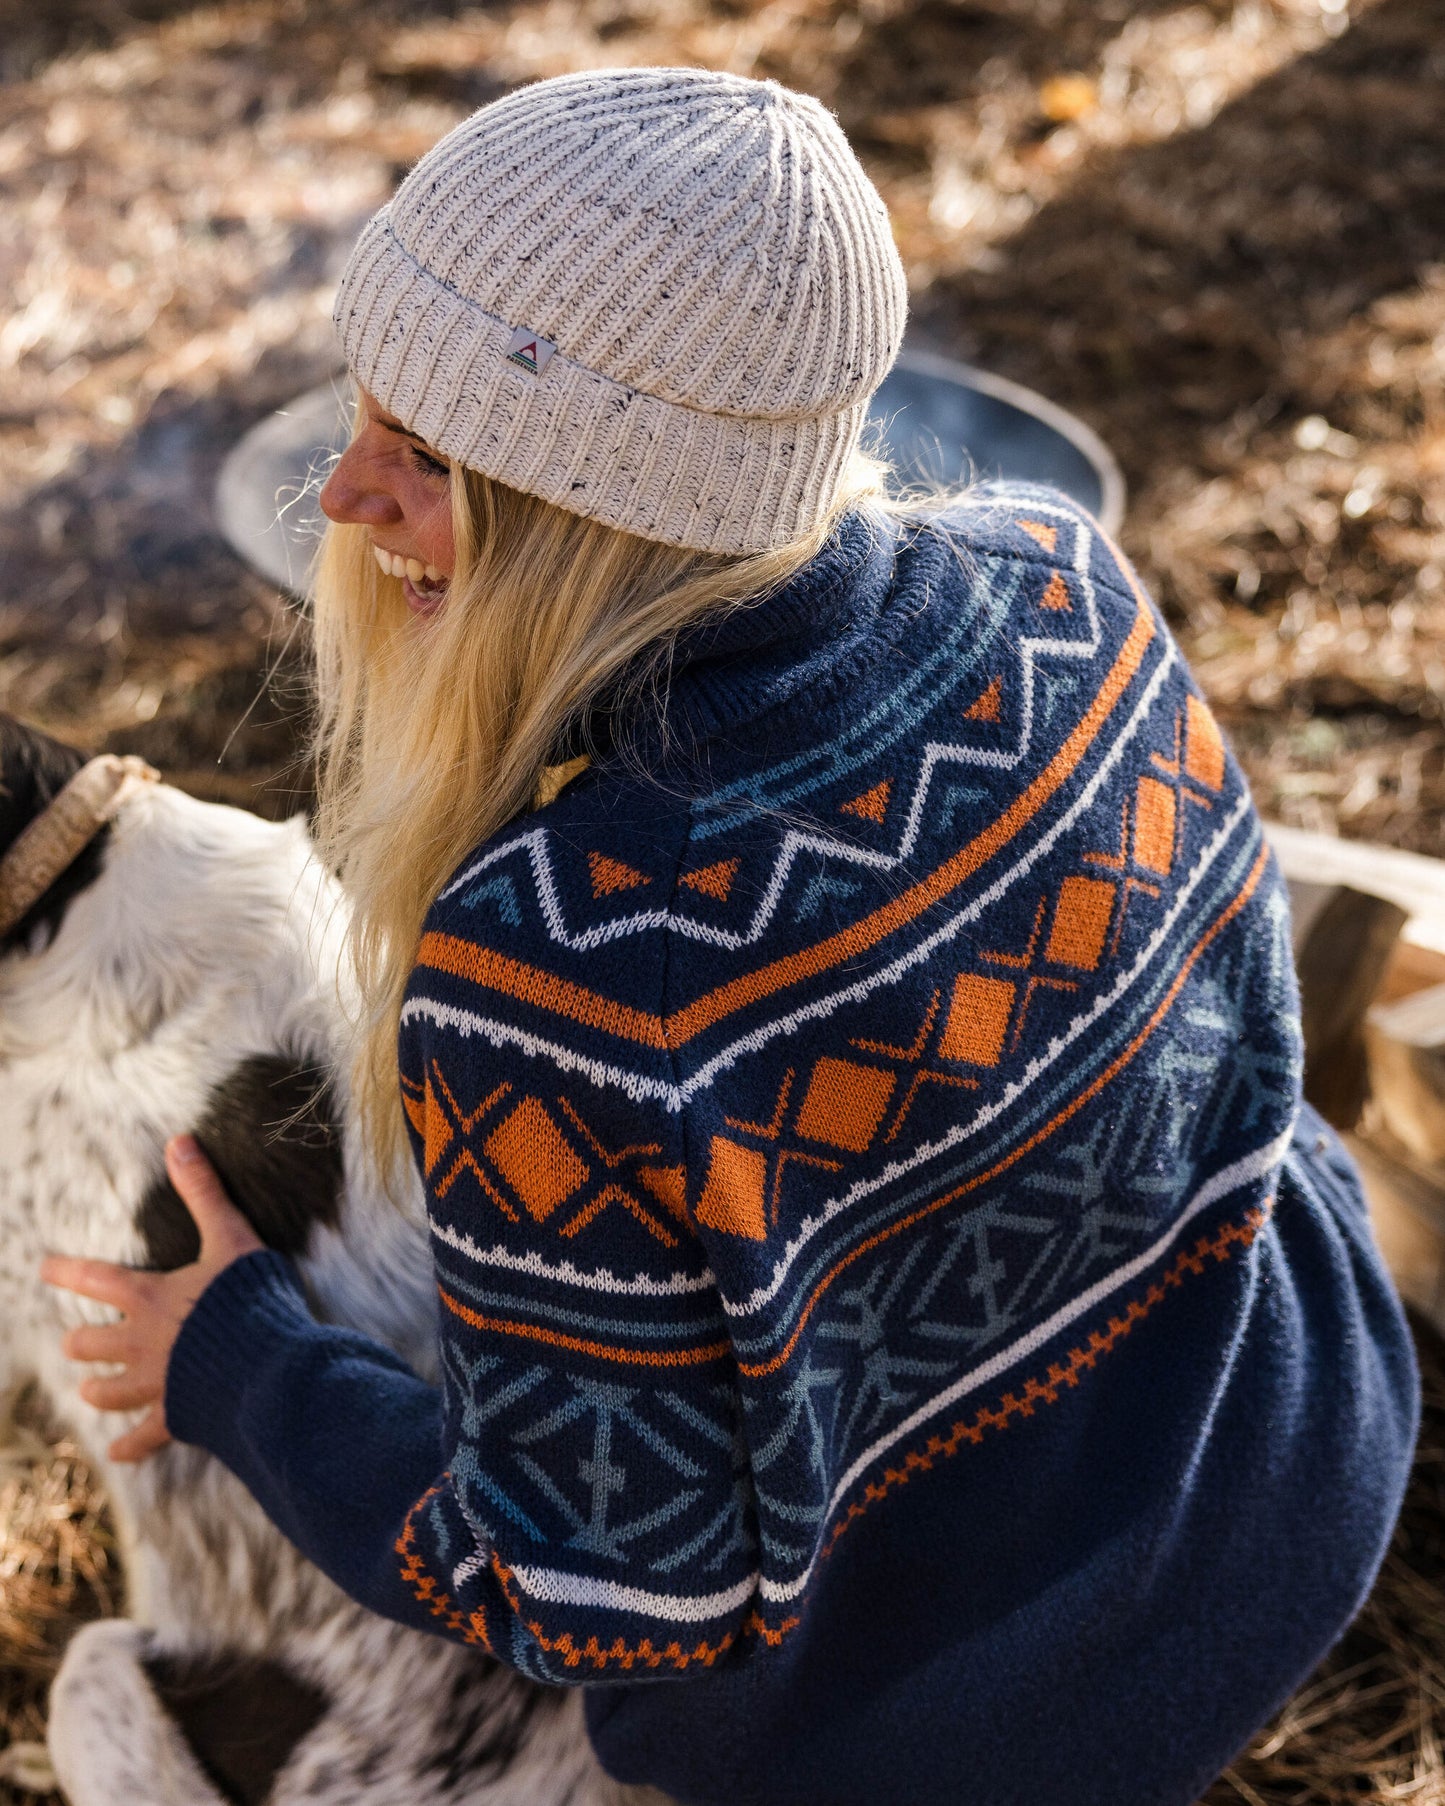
[0,716,647,1806]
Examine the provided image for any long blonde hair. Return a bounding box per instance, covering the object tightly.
[311,443,887,1167]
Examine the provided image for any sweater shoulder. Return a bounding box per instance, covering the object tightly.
[421,762,694,960]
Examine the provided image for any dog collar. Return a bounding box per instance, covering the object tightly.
[0,754,160,939]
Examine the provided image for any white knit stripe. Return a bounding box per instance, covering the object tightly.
[508,1564,758,1625]
[399,996,684,1109]
[500,1131,1291,1625]
[755,1126,1294,1605]
[429,1216,718,1297]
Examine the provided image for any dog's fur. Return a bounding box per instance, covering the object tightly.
[0,717,647,1806]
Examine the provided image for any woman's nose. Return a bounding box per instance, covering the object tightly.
[318,442,403,527]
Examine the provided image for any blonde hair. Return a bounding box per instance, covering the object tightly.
[311,442,888,1168]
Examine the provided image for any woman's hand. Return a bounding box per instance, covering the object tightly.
[40,1135,264,1463]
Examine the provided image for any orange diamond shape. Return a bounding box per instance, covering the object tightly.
[485,1098,590,1222]
[794,1056,897,1153]
[1045,875,1115,972]
[1184,695,1226,792]
[938,973,1016,1067]
[1133,776,1176,876]
[695,1137,768,1240]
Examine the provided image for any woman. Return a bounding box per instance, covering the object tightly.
[45,67,1417,1806]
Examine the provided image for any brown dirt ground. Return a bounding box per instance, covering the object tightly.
[1,0,1443,1800]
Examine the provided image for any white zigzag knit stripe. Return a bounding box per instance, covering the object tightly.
[405,629,1180,1125]
[429,1217,717,1297]
[508,1565,757,1623]
[436,496,1106,954]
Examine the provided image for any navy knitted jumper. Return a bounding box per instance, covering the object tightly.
[169,486,1418,1806]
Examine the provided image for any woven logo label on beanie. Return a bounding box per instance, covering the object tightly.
[506,326,557,376]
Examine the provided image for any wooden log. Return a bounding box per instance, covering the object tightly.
[1268,821,1445,954]
[1344,1131,1445,1337]
[1365,983,1445,1167]
[1287,880,1406,1129]
[1376,937,1445,1007]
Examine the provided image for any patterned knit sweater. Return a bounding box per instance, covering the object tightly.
[169,487,1418,1806]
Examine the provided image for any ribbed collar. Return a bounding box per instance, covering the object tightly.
[650,507,901,744]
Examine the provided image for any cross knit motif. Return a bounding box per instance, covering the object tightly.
[168,485,1417,1806]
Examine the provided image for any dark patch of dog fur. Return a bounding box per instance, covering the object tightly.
[142,1648,328,1806]
[138,1057,343,1269]
[422,1662,567,1791]
[0,713,109,950]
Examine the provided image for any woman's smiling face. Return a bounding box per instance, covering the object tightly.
[318,389,455,616]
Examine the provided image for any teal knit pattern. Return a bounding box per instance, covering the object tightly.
[393,486,1302,1671]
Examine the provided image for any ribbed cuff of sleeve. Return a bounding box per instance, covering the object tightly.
[165,1248,311,1450]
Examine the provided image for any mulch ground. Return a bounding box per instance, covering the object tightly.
[2,0,1443,1798]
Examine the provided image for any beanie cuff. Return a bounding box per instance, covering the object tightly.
[334,213,867,556]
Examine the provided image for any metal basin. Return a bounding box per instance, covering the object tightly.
[215,349,1124,593]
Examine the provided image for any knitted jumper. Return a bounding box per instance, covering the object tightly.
[169,486,1417,1806]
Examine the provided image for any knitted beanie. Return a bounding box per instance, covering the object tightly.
[332,67,907,555]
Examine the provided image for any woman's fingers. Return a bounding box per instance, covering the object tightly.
[79,1372,159,1413]
[108,1407,171,1465]
[165,1136,264,1261]
[61,1321,138,1364]
[40,1255,153,1314]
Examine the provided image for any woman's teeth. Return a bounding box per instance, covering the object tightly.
[372,545,445,585]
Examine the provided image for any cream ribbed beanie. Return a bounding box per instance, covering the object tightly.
[333,67,907,555]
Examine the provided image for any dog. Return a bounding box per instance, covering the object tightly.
[0,714,653,1806]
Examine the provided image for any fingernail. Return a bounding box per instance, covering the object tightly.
[168,1135,201,1165]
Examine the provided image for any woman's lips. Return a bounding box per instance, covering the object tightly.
[402,573,448,617]
[372,542,449,616]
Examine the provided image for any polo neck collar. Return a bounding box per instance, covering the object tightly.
[652,507,900,743]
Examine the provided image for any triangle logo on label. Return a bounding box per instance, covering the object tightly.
[506,324,558,376]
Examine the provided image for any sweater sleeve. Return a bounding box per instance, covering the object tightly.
[165,979,759,1686]
[167,1214,754,1681]
[165,1250,479,1639]
[385,980,760,1682]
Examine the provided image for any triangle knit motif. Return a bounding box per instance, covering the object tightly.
[637,1164,689,1221]
[840,779,891,825]
[1040,570,1071,611]
[964,675,1003,723]
[1017,518,1059,553]
[422,1076,454,1177]
[679,857,739,902]
[588,851,651,898]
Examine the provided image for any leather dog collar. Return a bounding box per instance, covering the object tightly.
[0,753,160,940]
